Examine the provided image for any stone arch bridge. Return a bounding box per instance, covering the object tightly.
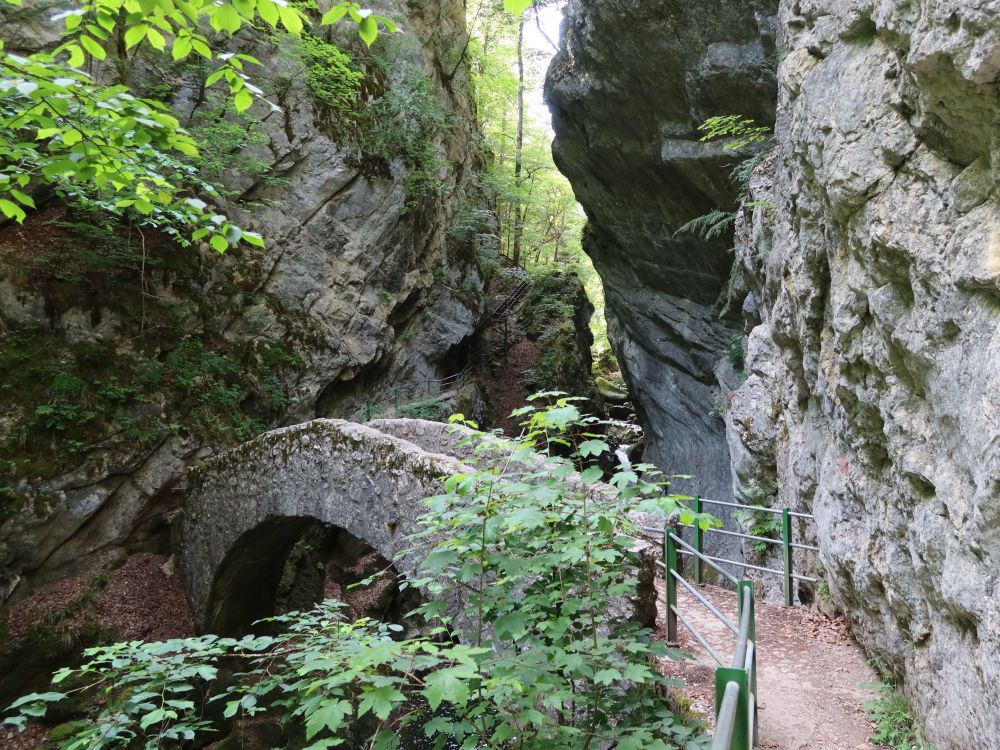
[179,418,480,634]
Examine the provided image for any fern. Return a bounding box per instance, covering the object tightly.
[730,148,772,195]
[673,208,735,240]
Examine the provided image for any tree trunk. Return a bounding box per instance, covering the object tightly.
[511,15,526,267]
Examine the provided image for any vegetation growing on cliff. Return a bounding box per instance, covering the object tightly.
[0,0,393,248]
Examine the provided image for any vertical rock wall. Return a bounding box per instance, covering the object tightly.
[548,0,1000,744]
[0,0,485,596]
[545,0,779,547]
[727,1,1000,746]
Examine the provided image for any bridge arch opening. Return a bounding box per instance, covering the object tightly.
[204,517,416,636]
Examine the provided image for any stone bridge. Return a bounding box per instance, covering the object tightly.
[180,418,478,633]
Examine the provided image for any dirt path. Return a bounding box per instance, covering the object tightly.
[657,584,884,750]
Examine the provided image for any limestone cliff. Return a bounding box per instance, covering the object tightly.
[726,1,1000,746]
[545,0,779,552]
[0,0,485,599]
[549,0,1000,746]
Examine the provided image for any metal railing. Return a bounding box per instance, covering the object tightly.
[682,497,817,607]
[642,498,817,749]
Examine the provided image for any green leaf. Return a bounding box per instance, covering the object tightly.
[493,612,527,640]
[172,36,192,60]
[423,666,474,711]
[305,699,352,740]
[258,0,279,27]
[233,88,253,113]
[577,439,610,458]
[210,234,229,252]
[79,35,107,60]
[9,190,35,208]
[277,5,304,34]
[124,24,148,49]
[357,686,404,721]
[321,3,348,25]
[214,4,242,34]
[0,199,26,222]
[503,0,533,15]
[242,231,265,247]
[580,466,603,484]
[358,16,377,47]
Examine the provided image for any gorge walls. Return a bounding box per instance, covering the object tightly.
[545,0,779,545]
[549,0,1000,746]
[727,1,1000,746]
[0,0,484,598]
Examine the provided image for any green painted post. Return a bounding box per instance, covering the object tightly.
[693,496,703,585]
[782,508,793,607]
[365,401,372,422]
[715,666,750,750]
[665,531,678,644]
[739,579,759,749]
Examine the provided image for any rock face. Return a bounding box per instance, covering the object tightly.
[549,0,1000,744]
[726,2,1000,747]
[545,0,779,550]
[0,1,485,599]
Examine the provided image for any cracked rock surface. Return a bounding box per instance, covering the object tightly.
[726,1,1000,746]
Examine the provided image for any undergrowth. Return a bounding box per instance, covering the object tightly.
[863,673,936,750]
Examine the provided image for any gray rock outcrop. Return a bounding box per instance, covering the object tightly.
[548,0,1000,744]
[545,0,779,555]
[727,2,1000,746]
[0,0,485,599]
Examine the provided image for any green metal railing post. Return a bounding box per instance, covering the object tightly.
[714,667,750,750]
[665,531,678,644]
[781,508,793,607]
[693,496,703,585]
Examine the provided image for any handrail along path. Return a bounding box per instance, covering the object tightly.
[642,496,817,749]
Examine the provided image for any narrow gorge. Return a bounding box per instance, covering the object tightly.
[0,0,998,748]
[548,0,1000,747]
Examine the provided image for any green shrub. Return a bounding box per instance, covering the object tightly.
[294,33,364,122]
[3,398,714,749]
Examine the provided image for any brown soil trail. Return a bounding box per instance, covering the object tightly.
[657,584,885,750]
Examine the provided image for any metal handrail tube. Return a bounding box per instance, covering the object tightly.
[669,532,740,585]
[731,586,753,668]
[680,523,821,553]
[743,639,755,672]
[702,526,783,547]
[698,498,816,521]
[711,681,741,750]
[669,568,739,635]
[669,549,820,584]
[670,604,726,666]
